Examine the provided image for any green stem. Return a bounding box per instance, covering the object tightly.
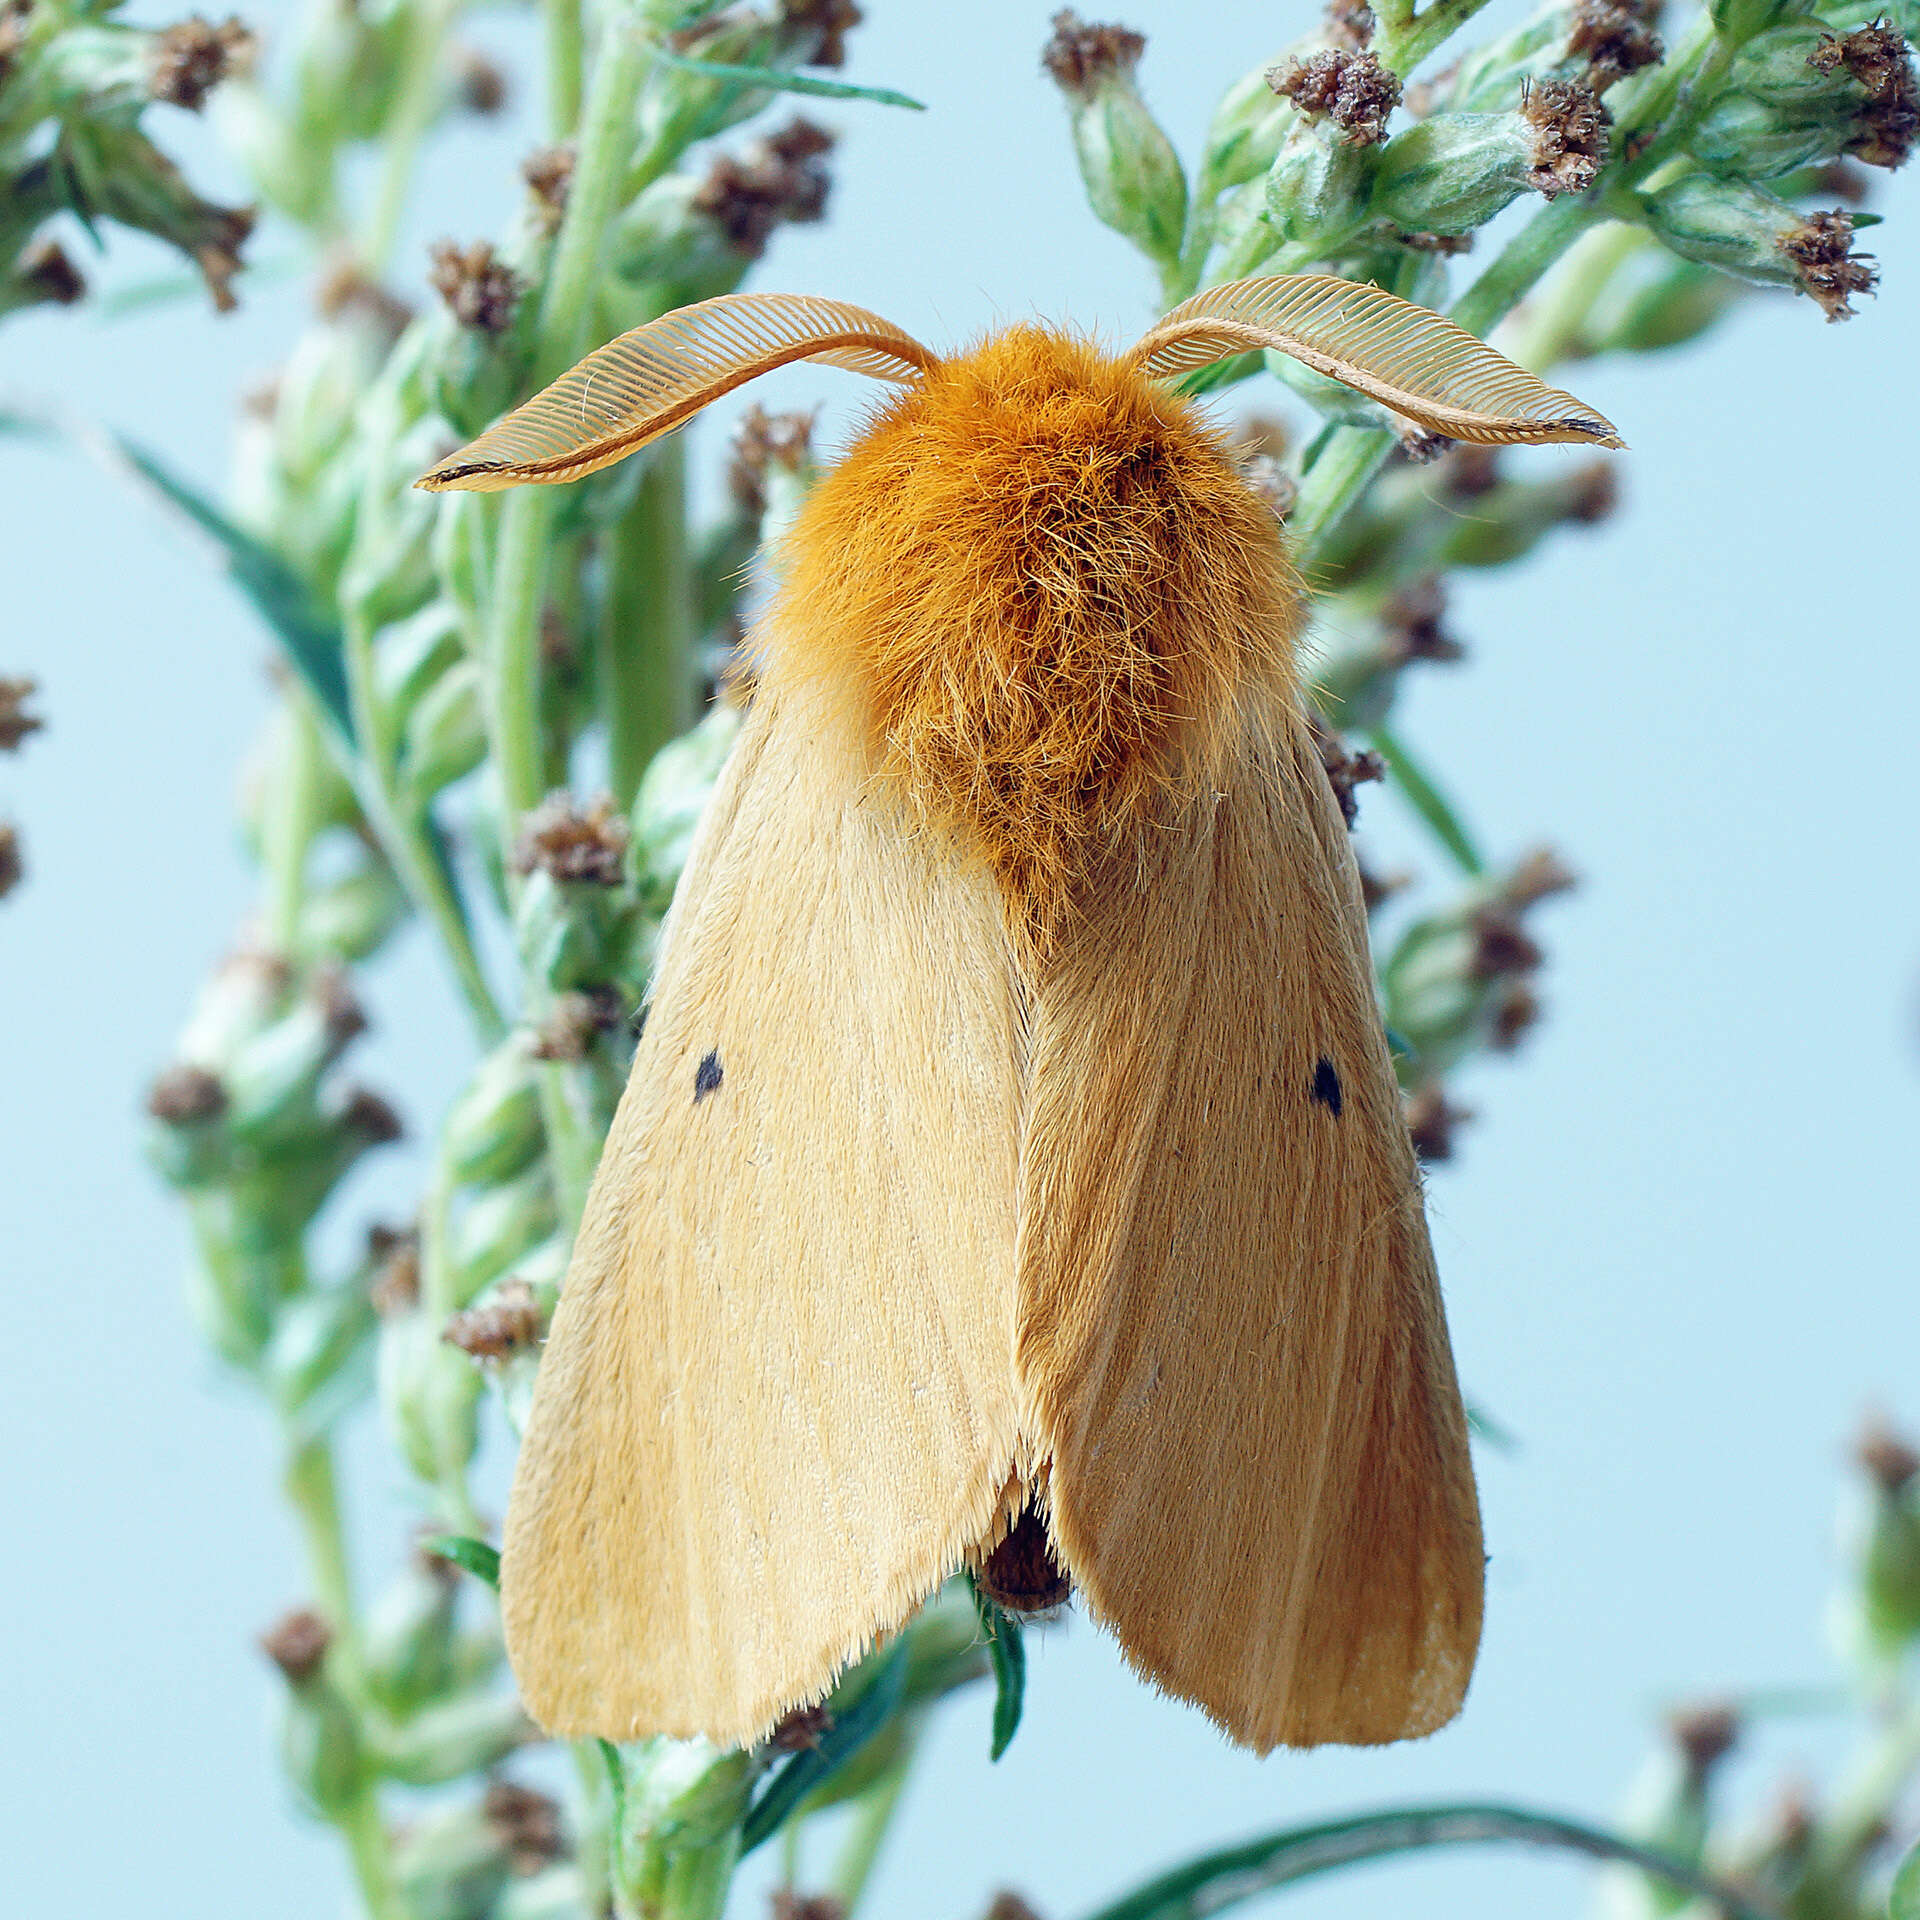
[359,0,464,273]
[485,492,558,821]
[342,608,505,1037]
[545,0,585,137]
[600,442,696,811]
[339,1783,404,1920]
[1450,193,1593,342]
[1378,0,1499,78]
[1812,1693,1920,1880]
[285,1436,354,1629]
[830,1740,919,1915]
[1291,425,1396,569]
[264,692,323,950]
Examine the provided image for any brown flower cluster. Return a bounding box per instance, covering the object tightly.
[1271,48,1402,145]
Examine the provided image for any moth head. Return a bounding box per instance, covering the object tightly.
[414,277,1621,494]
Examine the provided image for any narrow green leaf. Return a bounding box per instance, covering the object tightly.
[1888,1833,1920,1919]
[1076,1802,1782,1920]
[598,1738,628,1885]
[422,1534,500,1588]
[1464,1400,1519,1453]
[1370,725,1484,876]
[968,1578,1027,1761]
[739,1641,909,1856]
[102,434,356,748]
[652,45,927,110]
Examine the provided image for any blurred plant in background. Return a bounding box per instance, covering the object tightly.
[7,0,1920,1913]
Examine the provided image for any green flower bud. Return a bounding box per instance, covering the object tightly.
[341,414,447,630]
[1709,0,1799,47]
[1597,1705,1738,1920]
[374,601,465,724]
[444,1042,545,1191]
[1641,177,1876,318]
[1690,92,1839,179]
[362,1550,462,1718]
[450,1166,559,1307]
[1043,14,1190,267]
[629,704,744,912]
[1832,1423,1920,1665]
[379,1307,482,1484]
[263,1612,365,1819]
[1370,112,1533,233]
[496,1866,586,1920]
[267,1281,376,1434]
[390,1799,511,1920]
[1264,123,1374,246]
[179,1193,283,1365]
[1202,58,1297,192]
[613,1739,753,1920]
[401,657,487,800]
[222,971,364,1147]
[1731,23,1859,111]
[297,859,411,964]
[373,1688,532,1786]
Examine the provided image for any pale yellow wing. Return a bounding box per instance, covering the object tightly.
[1015,703,1484,1752]
[1130,274,1624,448]
[502,683,1023,1744]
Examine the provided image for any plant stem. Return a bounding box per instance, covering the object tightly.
[264,693,323,950]
[339,1783,404,1920]
[1291,424,1396,568]
[359,0,464,273]
[600,441,696,812]
[285,1435,355,1629]
[545,0,585,138]
[1451,193,1593,342]
[1378,0,1499,78]
[831,1740,919,1915]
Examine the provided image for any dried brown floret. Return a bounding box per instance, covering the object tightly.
[1467,904,1543,979]
[1521,79,1610,197]
[0,676,42,751]
[314,262,414,340]
[768,1703,835,1751]
[452,44,508,115]
[1567,0,1662,94]
[1815,25,1920,171]
[1396,228,1475,254]
[1488,979,1541,1049]
[341,1088,404,1145]
[261,1608,332,1684]
[532,986,628,1062]
[428,240,523,334]
[1668,1701,1740,1784]
[1503,845,1579,907]
[369,1226,422,1315]
[147,1063,229,1125]
[693,119,836,259]
[16,239,85,306]
[484,1779,568,1873]
[1396,426,1456,464]
[0,822,19,899]
[147,15,257,111]
[1404,1082,1473,1162]
[1381,576,1465,664]
[1857,1413,1920,1493]
[1442,444,1502,497]
[983,1897,1046,1920]
[1562,459,1618,525]
[522,144,576,230]
[780,0,862,68]
[1779,208,1877,320]
[1271,47,1401,145]
[511,792,628,886]
[445,1278,542,1359]
[1324,0,1376,51]
[727,404,816,516]
[1041,10,1145,97]
[1309,714,1386,826]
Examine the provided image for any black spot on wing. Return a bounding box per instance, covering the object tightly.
[694,1050,724,1103]
[1311,1056,1343,1116]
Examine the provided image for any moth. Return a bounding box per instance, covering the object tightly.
[420,277,1620,1753]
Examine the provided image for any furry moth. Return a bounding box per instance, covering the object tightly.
[420,278,1620,1754]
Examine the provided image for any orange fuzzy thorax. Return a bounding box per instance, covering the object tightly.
[767,326,1305,911]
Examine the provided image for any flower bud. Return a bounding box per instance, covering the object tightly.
[267,1280,376,1435]
[1641,178,1876,318]
[401,657,487,800]
[495,1865,585,1920]
[379,1307,482,1484]
[444,1041,546,1190]
[613,1739,754,1920]
[1732,23,1859,111]
[263,1611,365,1819]
[390,1799,512,1920]
[1370,113,1533,233]
[1264,122,1374,247]
[450,1166,559,1307]
[1690,92,1839,180]
[1202,58,1298,192]
[1043,12,1190,268]
[177,948,294,1071]
[145,1064,232,1189]
[629,705,745,913]
[1596,1704,1738,1920]
[222,970,365,1147]
[1832,1418,1920,1664]
[297,858,411,963]
[363,1548,462,1718]
[373,1688,533,1786]
[1708,0,1797,47]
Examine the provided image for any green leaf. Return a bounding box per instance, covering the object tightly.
[101,433,356,749]
[1890,1833,1920,1920]
[968,1578,1027,1761]
[598,1738,628,1886]
[652,45,927,110]
[1077,1802,1783,1920]
[1464,1400,1519,1453]
[739,1641,909,1855]
[1369,725,1484,876]
[422,1534,500,1587]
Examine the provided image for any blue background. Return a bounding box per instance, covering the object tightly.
[5,0,1917,1913]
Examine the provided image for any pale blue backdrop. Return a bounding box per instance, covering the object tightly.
[5,1,1917,1915]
